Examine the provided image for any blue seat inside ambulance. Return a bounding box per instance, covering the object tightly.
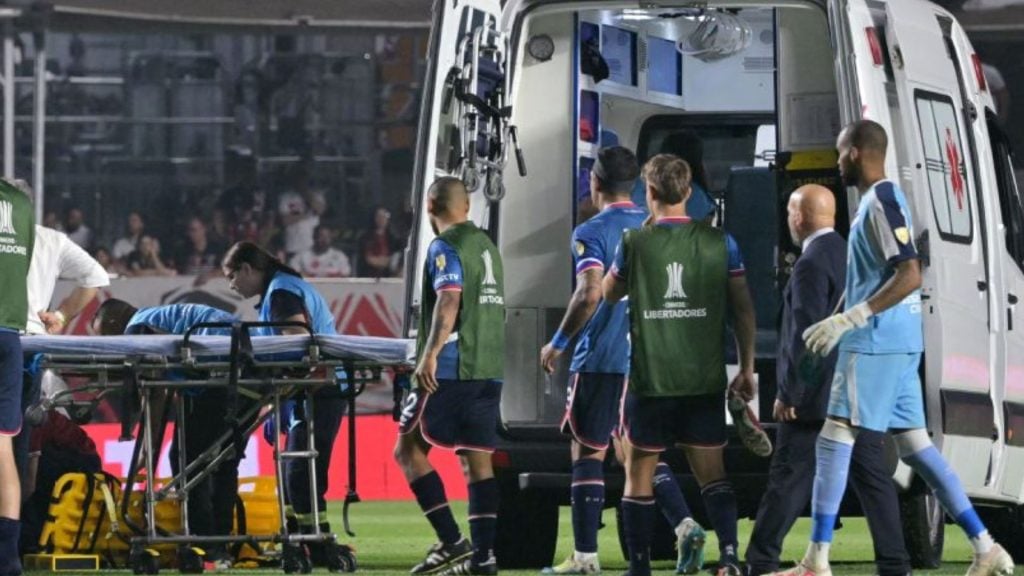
[724,166,779,358]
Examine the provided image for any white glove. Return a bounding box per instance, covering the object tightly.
[802,302,873,356]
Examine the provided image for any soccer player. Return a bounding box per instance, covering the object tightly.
[771,120,1014,576]
[539,146,706,575]
[744,185,910,576]
[92,299,242,568]
[222,242,352,569]
[603,154,757,576]
[0,178,35,576]
[394,176,504,576]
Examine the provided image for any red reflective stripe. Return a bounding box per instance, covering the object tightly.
[865,27,883,67]
[972,54,987,92]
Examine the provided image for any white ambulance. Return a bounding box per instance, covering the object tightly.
[404,0,1024,567]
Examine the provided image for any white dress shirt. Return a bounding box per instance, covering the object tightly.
[26,225,110,334]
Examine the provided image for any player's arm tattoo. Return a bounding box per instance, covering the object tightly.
[555,268,604,339]
[423,290,461,359]
[727,275,757,373]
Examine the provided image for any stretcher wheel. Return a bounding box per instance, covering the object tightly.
[177,545,205,574]
[325,542,357,573]
[130,545,161,575]
[282,543,312,574]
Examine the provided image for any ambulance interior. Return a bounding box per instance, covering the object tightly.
[431,3,849,425]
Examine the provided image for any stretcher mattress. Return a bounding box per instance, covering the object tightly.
[21,334,416,366]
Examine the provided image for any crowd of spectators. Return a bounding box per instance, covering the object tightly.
[42,182,410,280]
[35,44,417,281]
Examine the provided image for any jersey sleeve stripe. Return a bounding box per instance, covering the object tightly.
[576,260,605,274]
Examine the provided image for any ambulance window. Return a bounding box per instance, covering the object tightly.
[914,91,973,243]
[638,117,768,194]
[987,111,1024,273]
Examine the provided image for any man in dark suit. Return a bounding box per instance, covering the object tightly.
[744,184,911,576]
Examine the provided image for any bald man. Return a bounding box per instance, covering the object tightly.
[744,184,911,576]
[395,176,505,576]
[772,121,1013,576]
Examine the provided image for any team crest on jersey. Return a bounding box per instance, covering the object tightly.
[435,253,446,271]
[478,249,503,305]
[481,250,497,285]
[0,200,16,235]
[664,261,687,300]
[894,227,910,245]
[643,260,707,319]
[575,241,585,256]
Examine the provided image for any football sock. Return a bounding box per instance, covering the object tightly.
[653,462,692,529]
[900,439,991,554]
[701,479,738,558]
[622,496,656,576]
[808,434,854,566]
[571,458,605,554]
[468,478,499,564]
[410,471,462,546]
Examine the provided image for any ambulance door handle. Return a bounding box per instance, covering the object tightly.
[977,280,988,292]
[1010,294,1018,331]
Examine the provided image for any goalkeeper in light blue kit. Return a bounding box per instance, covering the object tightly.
[771,120,1013,576]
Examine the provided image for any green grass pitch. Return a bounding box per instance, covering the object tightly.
[30,500,1009,574]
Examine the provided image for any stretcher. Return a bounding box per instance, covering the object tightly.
[22,322,415,574]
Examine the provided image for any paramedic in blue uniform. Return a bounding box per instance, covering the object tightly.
[770,120,1014,576]
[221,241,348,568]
[92,299,241,567]
[539,146,706,575]
[744,184,910,576]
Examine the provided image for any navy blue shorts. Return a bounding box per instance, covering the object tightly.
[0,331,24,436]
[560,372,626,450]
[621,390,726,452]
[399,379,502,453]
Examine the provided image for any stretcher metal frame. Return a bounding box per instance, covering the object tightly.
[31,321,412,574]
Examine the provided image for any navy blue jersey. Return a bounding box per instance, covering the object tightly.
[570,201,647,374]
[127,304,236,336]
[425,238,463,379]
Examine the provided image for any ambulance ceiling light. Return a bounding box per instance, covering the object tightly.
[615,8,701,21]
[676,10,752,62]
